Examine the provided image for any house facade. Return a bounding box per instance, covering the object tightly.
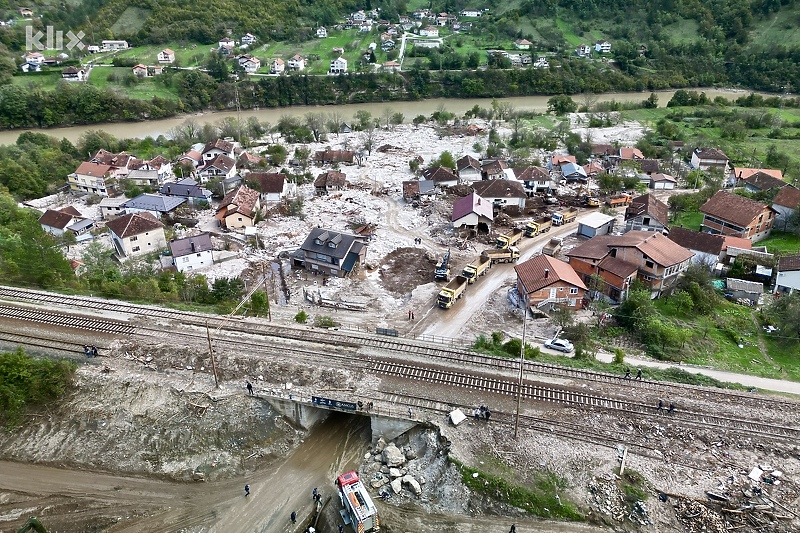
[101,40,129,50]
[61,66,86,81]
[215,185,261,229]
[420,26,439,37]
[159,178,212,205]
[514,254,587,310]
[202,138,237,162]
[422,166,459,187]
[157,49,175,63]
[288,55,305,70]
[650,173,676,190]
[329,57,348,74]
[68,162,115,196]
[106,212,167,260]
[775,255,800,295]
[624,193,669,233]
[270,58,285,74]
[451,191,493,231]
[38,206,92,237]
[294,228,367,277]
[691,147,729,171]
[238,55,261,73]
[314,171,347,195]
[472,179,527,210]
[700,191,774,242]
[168,233,214,273]
[456,155,481,182]
[516,166,552,194]
[98,196,127,219]
[247,172,295,202]
[198,154,236,181]
[772,185,800,229]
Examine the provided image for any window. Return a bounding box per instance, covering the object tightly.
[328,242,336,248]
[132,246,140,252]
[183,257,189,263]
[196,253,201,257]
[645,260,654,269]
[643,217,650,225]
[316,253,329,261]
[130,236,138,242]
[569,288,578,294]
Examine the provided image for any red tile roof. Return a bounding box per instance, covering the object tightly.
[217,185,260,218]
[74,161,112,177]
[314,171,347,188]
[422,166,458,183]
[778,255,800,272]
[700,191,771,228]
[247,172,285,194]
[625,193,669,226]
[38,208,82,230]
[742,171,787,191]
[514,254,586,293]
[618,231,694,267]
[472,179,527,199]
[666,227,725,256]
[773,186,800,210]
[106,212,163,238]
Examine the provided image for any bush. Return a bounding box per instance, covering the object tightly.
[313,315,338,328]
[613,348,625,364]
[294,310,308,323]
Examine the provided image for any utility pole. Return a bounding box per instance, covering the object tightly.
[514,310,527,439]
[206,321,219,388]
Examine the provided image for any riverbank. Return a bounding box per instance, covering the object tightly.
[0,87,770,145]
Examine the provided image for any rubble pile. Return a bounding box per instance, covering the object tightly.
[586,474,651,525]
[674,499,727,533]
[363,439,426,499]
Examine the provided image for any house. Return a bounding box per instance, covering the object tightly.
[577,212,615,238]
[288,55,305,71]
[202,138,237,162]
[666,227,751,266]
[568,232,694,298]
[533,56,549,68]
[106,212,167,260]
[314,149,354,165]
[516,166,552,194]
[775,255,800,295]
[61,66,86,81]
[157,49,175,64]
[691,147,729,171]
[238,55,261,73]
[481,159,508,180]
[515,254,587,311]
[86,45,100,53]
[294,228,367,278]
[90,150,136,178]
[594,40,611,53]
[382,60,401,72]
[314,171,348,195]
[420,26,439,37]
[625,193,669,233]
[241,33,257,45]
[98,196,128,220]
[422,166,459,187]
[549,154,577,169]
[270,58,285,74]
[650,173,677,190]
[132,64,148,77]
[583,161,605,177]
[178,150,203,168]
[560,162,588,182]
[576,44,591,57]
[729,167,782,187]
[460,9,482,17]
[219,38,235,50]
[619,147,645,161]
[514,39,532,50]
[38,207,92,237]
[472,179,527,210]
[640,159,660,175]
[215,185,261,229]
[700,191,775,242]
[725,278,763,305]
[456,155,481,182]
[198,154,237,181]
[402,180,436,202]
[316,27,328,38]
[168,233,214,273]
[247,172,295,202]
[68,162,115,196]
[126,169,161,188]
[451,192,493,231]
[101,40,129,51]
[772,185,800,229]
[739,171,788,194]
[23,52,45,66]
[159,178,212,205]
[122,193,186,218]
[18,7,34,16]
[329,57,348,74]
[381,40,395,52]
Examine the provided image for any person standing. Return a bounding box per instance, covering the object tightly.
[312,487,318,500]
[291,511,296,524]
[658,400,664,412]
[408,407,413,418]
[636,368,643,380]
[339,524,344,533]
[244,484,250,497]
[246,381,253,395]
[509,524,516,533]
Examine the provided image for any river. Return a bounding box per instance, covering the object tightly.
[0,88,761,145]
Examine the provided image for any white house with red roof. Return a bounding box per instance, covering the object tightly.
[157,49,175,64]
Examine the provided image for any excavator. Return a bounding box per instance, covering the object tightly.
[16,517,48,533]
[434,248,451,281]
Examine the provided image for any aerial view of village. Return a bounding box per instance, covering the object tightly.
[0,0,800,531]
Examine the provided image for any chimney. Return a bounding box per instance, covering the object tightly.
[190,241,196,252]
[544,268,549,279]
[477,198,481,205]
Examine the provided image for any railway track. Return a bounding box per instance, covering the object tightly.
[370,359,800,443]
[0,305,137,335]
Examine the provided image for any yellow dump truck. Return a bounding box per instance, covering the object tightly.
[524,216,552,237]
[552,208,578,226]
[496,228,525,249]
[481,246,521,264]
[462,255,492,284]
[438,275,468,308]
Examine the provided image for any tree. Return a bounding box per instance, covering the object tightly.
[547,95,577,116]
[205,53,230,82]
[249,290,269,316]
[305,113,325,142]
[354,110,373,131]
[549,305,574,330]
[412,115,426,127]
[765,292,800,340]
[390,112,404,128]
[436,151,456,170]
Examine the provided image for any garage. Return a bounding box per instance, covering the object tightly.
[577,212,616,238]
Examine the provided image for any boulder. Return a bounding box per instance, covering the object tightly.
[192,472,206,482]
[374,437,387,454]
[404,448,417,460]
[391,478,402,494]
[402,475,422,496]
[382,443,406,467]
[389,468,402,478]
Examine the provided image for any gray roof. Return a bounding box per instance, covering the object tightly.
[726,278,763,294]
[159,178,212,199]
[99,197,128,208]
[169,233,213,258]
[122,193,186,213]
[300,228,361,260]
[127,169,159,181]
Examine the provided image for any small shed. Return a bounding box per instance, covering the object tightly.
[725,278,763,305]
[577,212,615,238]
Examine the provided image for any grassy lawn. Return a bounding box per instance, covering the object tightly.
[11,71,63,90]
[663,19,701,43]
[263,32,373,74]
[88,66,179,100]
[750,3,800,47]
[672,210,703,230]
[556,18,583,46]
[111,42,210,68]
[758,231,800,255]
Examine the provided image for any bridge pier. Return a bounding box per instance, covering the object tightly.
[263,396,417,443]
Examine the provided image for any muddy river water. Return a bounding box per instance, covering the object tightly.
[0,88,764,145]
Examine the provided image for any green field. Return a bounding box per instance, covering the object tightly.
[88,66,179,100]
[11,71,63,90]
[110,7,150,36]
[662,19,701,43]
[759,231,800,255]
[750,4,800,47]
[109,42,210,68]
[672,210,703,230]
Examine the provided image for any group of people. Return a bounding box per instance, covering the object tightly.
[413,237,422,245]
[657,400,676,414]
[356,400,374,411]
[624,368,643,380]
[473,406,491,421]
[407,309,416,320]
[83,345,98,358]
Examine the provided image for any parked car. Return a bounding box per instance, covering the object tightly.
[544,338,574,353]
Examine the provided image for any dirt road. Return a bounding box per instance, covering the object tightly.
[418,212,597,339]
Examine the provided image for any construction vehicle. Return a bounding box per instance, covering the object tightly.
[496,228,524,249]
[584,196,600,207]
[481,246,521,264]
[337,471,380,533]
[438,275,468,308]
[606,193,632,207]
[543,237,563,256]
[524,216,552,237]
[434,249,451,281]
[552,208,578,226]
[461,255,491,284]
